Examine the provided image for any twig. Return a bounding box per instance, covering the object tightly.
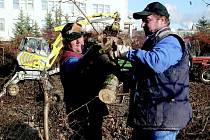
[201,113,209,132]
[67,96,97,117]
[201,0,210,6]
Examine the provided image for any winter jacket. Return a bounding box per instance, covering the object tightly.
[60,50,108,113]
[126,27,192,130]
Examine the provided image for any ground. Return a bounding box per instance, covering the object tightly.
[0,72,210,140]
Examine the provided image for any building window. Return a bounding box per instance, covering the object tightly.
[20,0,26,9]
[65,3,75,17]
[41,20,46,27]
[74,2,86,16]
[19,0,34,10]
[48,0,55,10]
[98,4,103,13]
[48,0,60,11]
[0,18,5,31]
[79,2,86,13]
[41,0,47,10]
[104,5,110,13]
[13,0,19,9]
[0,0,4,8]
[93,4,98,13]
[27,0,33,9]
[92,4,110,13]
[69,3,74,16]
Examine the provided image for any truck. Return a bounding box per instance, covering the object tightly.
[185,34,210,84]
[189,56,210,84]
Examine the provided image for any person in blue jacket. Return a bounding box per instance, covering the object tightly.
[117,2,192,140]
[59,22,113,140]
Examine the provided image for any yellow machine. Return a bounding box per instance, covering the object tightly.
[0,27,63,97]
[0,12,121,97]
[17,36,62,71]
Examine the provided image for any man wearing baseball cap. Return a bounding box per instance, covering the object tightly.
[133,2,170,19]
[117,2,192,140]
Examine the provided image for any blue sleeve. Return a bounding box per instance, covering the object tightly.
[63,57,80,72]
[126,36,182,73]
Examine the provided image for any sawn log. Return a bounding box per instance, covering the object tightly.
[98,74,119,104]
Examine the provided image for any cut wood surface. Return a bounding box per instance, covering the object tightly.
[98,74,119,104]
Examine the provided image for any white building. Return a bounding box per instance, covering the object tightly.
[0,0,129,41]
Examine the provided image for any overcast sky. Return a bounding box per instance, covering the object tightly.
[128,0,210,30]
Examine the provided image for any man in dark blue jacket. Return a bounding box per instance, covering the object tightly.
[60,22,111,140]
[118,2,192,140]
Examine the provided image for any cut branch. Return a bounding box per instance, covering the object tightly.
[40,75,50,140]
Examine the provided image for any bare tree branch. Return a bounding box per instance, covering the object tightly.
[201,0,210,7]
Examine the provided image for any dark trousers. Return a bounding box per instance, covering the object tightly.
[69,115,103,140]
[66,99,108,140]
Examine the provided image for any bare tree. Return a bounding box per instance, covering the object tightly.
[201,0,210,6]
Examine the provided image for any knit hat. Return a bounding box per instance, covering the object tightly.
[61,23,83,41]
[133,2,169,19]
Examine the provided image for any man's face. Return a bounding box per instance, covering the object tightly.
[141,14,165,36]
[68,36,84,54]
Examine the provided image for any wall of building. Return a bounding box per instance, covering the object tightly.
[0,0,128,41]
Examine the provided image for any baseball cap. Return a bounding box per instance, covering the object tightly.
[61,22,83,41]
[133,2,169,19]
